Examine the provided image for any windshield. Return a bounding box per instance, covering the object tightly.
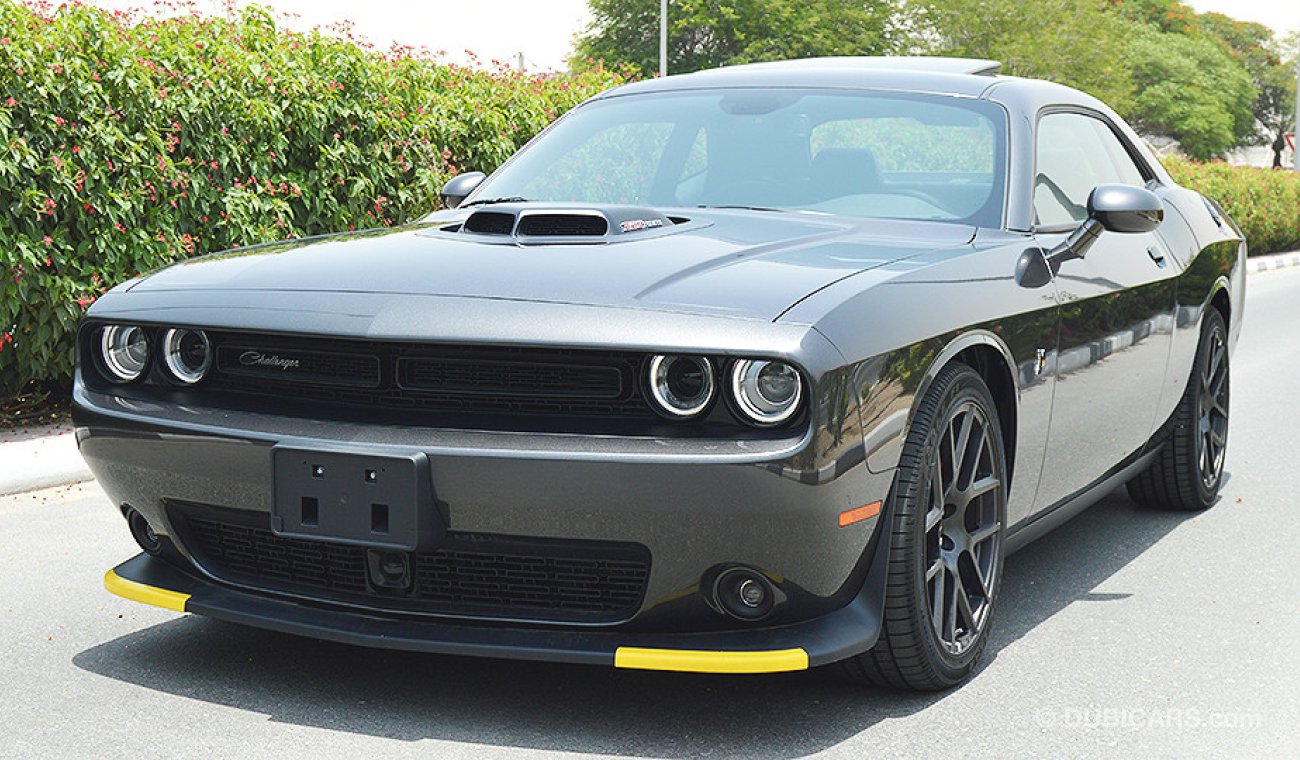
[470,88,1008,227]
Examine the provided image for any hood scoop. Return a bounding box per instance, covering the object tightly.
[456,204,683,244]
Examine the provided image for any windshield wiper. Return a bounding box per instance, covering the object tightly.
[696,204,787,213]
[462,196,530,208]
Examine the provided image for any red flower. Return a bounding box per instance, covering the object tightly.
[3,98,15,107]
[42,236,52,246]
[53,115,65,126]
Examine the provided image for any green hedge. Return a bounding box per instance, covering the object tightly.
[0,1,624,400]
[1164,156,1300,256]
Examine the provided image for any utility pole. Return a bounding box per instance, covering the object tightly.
[516,52,525,73]
[659,0,668,77]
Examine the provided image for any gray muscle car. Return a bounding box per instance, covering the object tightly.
[77,57,1243,690]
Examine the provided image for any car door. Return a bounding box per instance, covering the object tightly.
[1030,110,1179,513]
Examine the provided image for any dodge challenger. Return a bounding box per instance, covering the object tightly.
[77,57,1243,690]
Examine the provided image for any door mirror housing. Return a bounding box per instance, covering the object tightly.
[1046,184,1164,267]
[1088,184,1163,234]
[440,172,486,209]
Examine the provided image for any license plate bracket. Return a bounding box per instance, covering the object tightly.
[271,446,438,551]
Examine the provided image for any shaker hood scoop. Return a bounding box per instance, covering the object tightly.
[129,207,976,321]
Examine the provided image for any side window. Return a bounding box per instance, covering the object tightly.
[1034,113,1148,228]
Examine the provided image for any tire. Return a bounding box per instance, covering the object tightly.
[841,363,1008,691]
[1127,308,1229,511]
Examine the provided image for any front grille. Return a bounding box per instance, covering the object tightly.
[172,504,651,623]
[398,356,623,399]
[201,333,660,430]
[216,345,381,388]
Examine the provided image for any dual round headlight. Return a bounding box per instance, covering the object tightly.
[162,328,211,384]
[647,355,803,426]
[97,325,211,385]
[99,325,150,383]
[648,355,715,417]
[730,359,803,425]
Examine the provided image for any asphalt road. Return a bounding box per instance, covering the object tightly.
[3,267,1299,759]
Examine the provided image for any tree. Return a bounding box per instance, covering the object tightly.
[908,0,1136,114]
[573,0,897,78]
[1125,26,1258,160]
[1196,15,1296,166]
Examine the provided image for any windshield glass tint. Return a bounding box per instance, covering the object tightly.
[472,88,1007,227]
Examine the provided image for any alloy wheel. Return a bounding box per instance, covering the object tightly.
[924,400,1004,656]
[1196,325,1229,490]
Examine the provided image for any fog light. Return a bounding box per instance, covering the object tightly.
[712,567,776,621]
[125,508,163,555]
[738,578,766,608]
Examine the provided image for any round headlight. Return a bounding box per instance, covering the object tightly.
[162,328,211,384]
[730,359,803,425]
[99,325,150,383]
[648,355,715,418]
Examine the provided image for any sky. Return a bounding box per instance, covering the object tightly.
[83,0,1299,73]
[88,0,595,71]
[1186,0,1300,37]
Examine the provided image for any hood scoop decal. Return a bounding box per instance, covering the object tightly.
[456,204,682,244]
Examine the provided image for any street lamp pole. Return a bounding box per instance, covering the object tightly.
[660,0,668,77]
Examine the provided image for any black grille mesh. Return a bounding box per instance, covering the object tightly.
[398,357,622,398]
[187,515,369,593]
[516,213,608,236]
[175,505,650,623]
[463,211,515,235]
[202,333,654,427]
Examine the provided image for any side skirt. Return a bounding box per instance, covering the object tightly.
[1005,447,1160,554]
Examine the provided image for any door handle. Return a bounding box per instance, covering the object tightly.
[1147,247,1166,268]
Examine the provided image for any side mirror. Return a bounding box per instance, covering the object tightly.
[1047,184,1163,266]
[1088,184,1163,234]
[440,171,486,209]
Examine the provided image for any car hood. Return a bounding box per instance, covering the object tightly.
[129,209,975,321]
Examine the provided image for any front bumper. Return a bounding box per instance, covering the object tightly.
[106,547,888,672]
[77,351,894,669]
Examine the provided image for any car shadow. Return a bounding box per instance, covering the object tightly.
[72,484,1210,758]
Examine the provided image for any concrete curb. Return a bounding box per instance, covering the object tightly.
[0,423,93,497]
[1248,250,1300,274]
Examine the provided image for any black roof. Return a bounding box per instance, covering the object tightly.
[600,57,1008,100]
